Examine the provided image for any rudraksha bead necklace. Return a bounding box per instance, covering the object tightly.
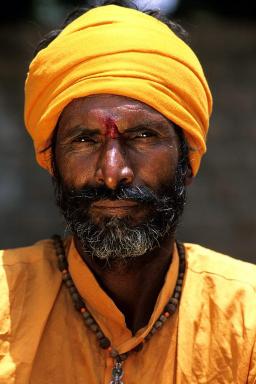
[52,234,186,384]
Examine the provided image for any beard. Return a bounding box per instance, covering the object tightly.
[53,160,186,262]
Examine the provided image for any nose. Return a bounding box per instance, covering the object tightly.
[95,139,134,190]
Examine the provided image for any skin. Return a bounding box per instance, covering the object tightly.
[55,94,192,333]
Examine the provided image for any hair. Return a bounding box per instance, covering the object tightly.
[35,0,190,175]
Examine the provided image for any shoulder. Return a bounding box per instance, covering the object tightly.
[183,243,256,330]
[0,238,57,266]
[0,238,63,301]
[0,239,63,379]
[0,239,59,294]
[185,242,256,290]
[0,237,61,299]
[0,238,62,328]
[0,238,63,333]
[179,244,256,380]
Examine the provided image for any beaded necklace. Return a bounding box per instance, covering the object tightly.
[52,234,186,384]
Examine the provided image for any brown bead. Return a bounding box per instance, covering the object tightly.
[89,323,99,332]
[169,298,178,305]
[74,297,85,311]
[69,286,77,294]
[81,311,91,320]
[160,315,167,322]
[71,292,80,301]
[85,317,94,326]
[99,337,111,349]
[151,327,157,335]
[177,279,183,286]
[63,273,71,282]
[65,279,74,288]
[96,331,104,340]
[110,348,119,358]
[174,291,180,299]
[165,303,176,314]
[155,320,163,329]
[179,260,185,271]
[58,258,68,271]
[58,253,66,262]
[175,286,182,293]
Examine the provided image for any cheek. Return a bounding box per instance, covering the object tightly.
[133,146,179,188]
[56,150,96,188]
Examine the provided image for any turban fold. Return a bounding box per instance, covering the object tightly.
[24,5,212,175]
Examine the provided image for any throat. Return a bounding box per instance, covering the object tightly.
[78,239,174,334]
[104,273,166,334]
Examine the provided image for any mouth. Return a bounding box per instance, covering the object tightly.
[89,199,150,222]
[91,199,138,210]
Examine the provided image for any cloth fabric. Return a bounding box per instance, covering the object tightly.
[24,5,212,175]
[0,239,256,383]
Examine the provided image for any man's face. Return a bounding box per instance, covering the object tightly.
[53,94,187,261]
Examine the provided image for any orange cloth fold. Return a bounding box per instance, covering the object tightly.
[24,5,212,175]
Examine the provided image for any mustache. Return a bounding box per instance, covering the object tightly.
[59,184,177,212]
[68,184,161,203]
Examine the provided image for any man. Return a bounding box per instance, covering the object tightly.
[0,1,255,383]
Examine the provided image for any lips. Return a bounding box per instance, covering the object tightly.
[91,199,138,209]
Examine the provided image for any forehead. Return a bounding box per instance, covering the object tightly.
[58,94,174,132]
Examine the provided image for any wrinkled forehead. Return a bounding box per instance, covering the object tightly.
[58,94,174,134]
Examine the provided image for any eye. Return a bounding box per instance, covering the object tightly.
[132,130,157,139]
[72,135,99,144]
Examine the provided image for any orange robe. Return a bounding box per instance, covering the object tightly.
[0,239,256,383]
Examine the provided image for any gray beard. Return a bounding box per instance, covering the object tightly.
[70,213,175,261]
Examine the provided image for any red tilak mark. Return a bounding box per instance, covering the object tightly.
[104,118,119,139]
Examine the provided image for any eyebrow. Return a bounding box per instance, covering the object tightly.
[61,120,173,141]
[125,121,171,131]
[62,126,101,141]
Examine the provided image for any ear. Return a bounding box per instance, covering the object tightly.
[185,165,193,186]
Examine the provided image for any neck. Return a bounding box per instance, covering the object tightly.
[74,234,175,334]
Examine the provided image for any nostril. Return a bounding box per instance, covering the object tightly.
[95,167,105,185]
[95,165,134,189]
[120,167,134,184]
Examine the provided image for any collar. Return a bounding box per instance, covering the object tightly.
[68,238,179,353]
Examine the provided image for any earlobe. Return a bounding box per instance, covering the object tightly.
[185,166,193,186]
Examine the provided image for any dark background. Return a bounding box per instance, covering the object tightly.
[0,0,255,262]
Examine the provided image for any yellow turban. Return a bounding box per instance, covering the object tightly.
[24,5,212,175]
